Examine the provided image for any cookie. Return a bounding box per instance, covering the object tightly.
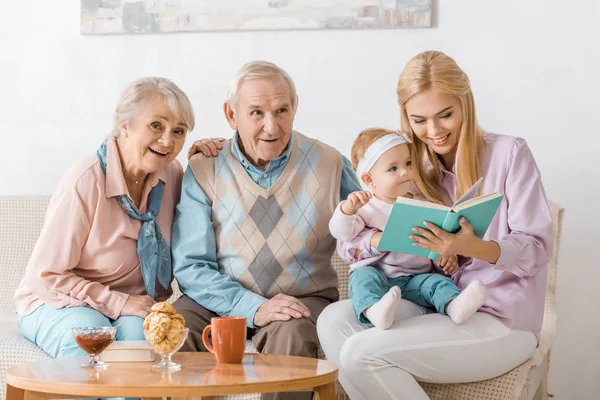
[151,302,176,315]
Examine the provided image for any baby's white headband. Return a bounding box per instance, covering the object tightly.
[356,132,411,178]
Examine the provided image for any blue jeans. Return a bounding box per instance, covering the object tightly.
[349,266,461,326]
[18,304,144,358]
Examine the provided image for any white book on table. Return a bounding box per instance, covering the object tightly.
[101,340,155,362]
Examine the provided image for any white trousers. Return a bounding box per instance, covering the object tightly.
[317,299,537,400]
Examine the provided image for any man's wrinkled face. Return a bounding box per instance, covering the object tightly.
[226,78,296,169]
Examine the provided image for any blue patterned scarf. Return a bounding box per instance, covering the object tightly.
[96,140,172,298]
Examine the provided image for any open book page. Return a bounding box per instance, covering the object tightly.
[396,196,450,211]
[451,177,483,209]
[454,192,503,212]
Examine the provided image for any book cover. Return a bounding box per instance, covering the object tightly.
[101,340,155,362]
[377,178,503,260]
[377,200,449,258]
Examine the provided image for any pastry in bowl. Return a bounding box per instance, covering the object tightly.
[143,302,188,370]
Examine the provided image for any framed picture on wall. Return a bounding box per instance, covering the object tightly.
[81,0,432,35]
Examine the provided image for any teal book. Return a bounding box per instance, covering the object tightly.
[377,178,504,260]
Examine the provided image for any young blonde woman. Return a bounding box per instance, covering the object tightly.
[316,51,553,399]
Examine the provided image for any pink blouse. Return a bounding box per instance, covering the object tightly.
[14,137,183,318]
[339,133,553,338]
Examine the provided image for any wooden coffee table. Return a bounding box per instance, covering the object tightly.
[6,352,338,400]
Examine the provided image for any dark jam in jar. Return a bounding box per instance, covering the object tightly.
[75,332,114,355]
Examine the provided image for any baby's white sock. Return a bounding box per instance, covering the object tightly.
[364,286,401,330]
[446,280,488,324]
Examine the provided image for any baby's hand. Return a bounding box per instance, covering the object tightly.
[340,191,372,215]
[437,254,459,275]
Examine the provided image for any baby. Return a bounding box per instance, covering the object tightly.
[330,128,487,329]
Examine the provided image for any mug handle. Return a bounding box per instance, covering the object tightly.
[202,325,214,354]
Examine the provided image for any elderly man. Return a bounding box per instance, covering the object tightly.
[172,61,360,400]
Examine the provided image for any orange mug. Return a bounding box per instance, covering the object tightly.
[202,316,246,363]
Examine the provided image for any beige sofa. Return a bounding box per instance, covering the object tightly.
[0,196,563,400]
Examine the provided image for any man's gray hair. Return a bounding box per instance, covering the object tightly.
[227,61,298,113]
[112,77,195,136]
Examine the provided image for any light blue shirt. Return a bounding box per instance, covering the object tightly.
[172,133,361,328]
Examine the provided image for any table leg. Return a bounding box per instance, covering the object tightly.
[314,382,335,400]
[6,385,24,400]
[23,391,52,400]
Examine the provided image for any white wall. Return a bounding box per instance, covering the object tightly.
[1,1,598,398]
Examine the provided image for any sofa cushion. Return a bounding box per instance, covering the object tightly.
[0,197,50,317]
[0,316,50,399]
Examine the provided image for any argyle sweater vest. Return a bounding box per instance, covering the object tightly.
[189,131,342,299]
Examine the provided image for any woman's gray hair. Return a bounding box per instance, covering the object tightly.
[112,77,195,136]
[227,61,298,113]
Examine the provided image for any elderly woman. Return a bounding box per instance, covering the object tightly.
[14,77,194,358]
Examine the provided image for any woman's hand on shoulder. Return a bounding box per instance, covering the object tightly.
[187,137,226,159]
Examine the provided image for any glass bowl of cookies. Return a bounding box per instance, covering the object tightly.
[143,302,188,371]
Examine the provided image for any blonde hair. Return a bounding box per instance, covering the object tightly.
[397,51,485,204]
[351,128,406,171]
[113,77,195,136]
[227,60,298,112]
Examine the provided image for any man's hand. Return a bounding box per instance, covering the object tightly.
[187,137,227,159]
[340,191,372,215]
[121,294,155,319]
[436,254,459,275]
[253,294,311,327]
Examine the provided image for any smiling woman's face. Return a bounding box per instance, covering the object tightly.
[120,96,188,175]
[405,88,463,159]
